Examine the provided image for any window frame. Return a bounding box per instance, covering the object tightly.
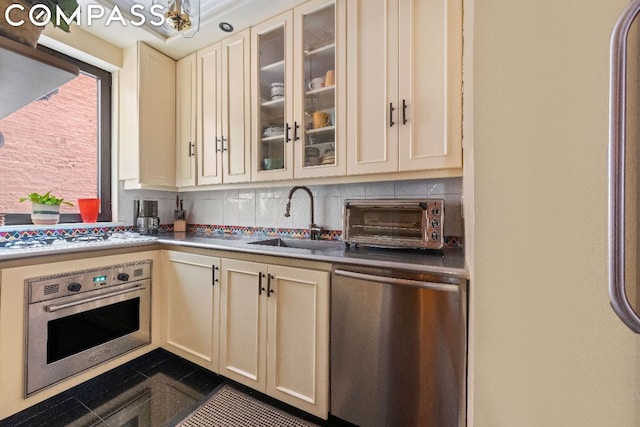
[5,46,112,226]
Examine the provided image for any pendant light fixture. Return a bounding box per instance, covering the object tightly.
[154,0,200,38]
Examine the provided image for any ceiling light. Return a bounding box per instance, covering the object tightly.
[153,0,200,38]
[219,22,233,32]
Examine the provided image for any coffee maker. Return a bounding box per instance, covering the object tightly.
[133,200,159,235]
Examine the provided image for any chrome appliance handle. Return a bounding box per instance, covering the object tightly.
[609,0,640,334]
[334,269,459,293]
[44,286,145,313]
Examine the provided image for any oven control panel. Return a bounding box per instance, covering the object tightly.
[27,260,152,304]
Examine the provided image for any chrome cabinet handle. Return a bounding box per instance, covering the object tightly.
[609,0,640,334]
[45,286,145,312]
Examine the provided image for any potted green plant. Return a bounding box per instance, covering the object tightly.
[20,191,73,225]
[0,0,79,47]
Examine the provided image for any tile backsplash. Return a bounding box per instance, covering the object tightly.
[118,178,463,238]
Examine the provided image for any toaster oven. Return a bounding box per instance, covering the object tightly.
[343,199,444,249]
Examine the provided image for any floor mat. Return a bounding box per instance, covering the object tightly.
[176,385,319,427]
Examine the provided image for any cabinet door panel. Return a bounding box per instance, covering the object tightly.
[197,44,223,185]
[294,0,347,179]
[267,265,329,418]
[138,43,176,187]
[165,251,219,371]
[252,12,295,182]
[219,259,266,391]
[176,54,196,187]
[346,0,399,175]
[221,30,252,183]
[398,0,462,171]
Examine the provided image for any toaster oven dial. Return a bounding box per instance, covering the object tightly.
[431,208,441,216]
[430,219,440,229]
[430,232,440,241]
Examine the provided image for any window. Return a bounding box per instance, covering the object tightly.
[0,46,111,225]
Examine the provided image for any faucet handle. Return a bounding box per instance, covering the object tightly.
[309,223,322,240]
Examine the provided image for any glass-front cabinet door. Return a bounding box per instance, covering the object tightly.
[294,0,346,178]
[251,12,294,181]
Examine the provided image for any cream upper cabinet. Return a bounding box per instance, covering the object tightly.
[251,11,295,182]
[175,54,197,187]
[196,43,223,185]
[165,251,220,372]
[346,0,462,174]
[119,42,176,189]
[219,258,329,419]
[294,0,346,178]
[251,0,346,182]
[221,29,252,184]
[191,30,251,187]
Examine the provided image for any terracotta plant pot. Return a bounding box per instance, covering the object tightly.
[0,0,45,47]
[31,203,60,225]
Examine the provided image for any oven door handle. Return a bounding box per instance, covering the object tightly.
[44,286,145,313]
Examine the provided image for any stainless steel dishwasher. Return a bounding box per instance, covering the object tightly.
[331,265,468,427]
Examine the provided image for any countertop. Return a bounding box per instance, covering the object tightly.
[160,233,468,279]
[0,232,468,279]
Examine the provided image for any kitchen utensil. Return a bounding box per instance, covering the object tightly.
[308,77,324,91]
[324,69,335,86]
[312,111,329,129]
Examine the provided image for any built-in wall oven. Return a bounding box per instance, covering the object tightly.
[25,260,152,396]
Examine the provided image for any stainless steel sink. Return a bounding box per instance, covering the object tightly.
[248,238,342,251]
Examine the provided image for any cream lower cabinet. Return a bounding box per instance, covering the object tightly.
[120,42,176,189]
[164,251,220,372]
[219,259,329,418]
[346,0,462,174]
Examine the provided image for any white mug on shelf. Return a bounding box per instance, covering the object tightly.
[308,77,324,91]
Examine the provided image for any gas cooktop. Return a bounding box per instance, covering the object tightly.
[0,232,158,257]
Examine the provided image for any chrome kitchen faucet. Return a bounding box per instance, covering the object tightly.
[284,186,321,240]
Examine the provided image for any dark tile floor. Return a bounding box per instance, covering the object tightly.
[0,348,347,427]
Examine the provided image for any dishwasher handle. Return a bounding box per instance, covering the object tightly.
[334,269,460,293]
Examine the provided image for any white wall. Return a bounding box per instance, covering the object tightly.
[469,0,639,425]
